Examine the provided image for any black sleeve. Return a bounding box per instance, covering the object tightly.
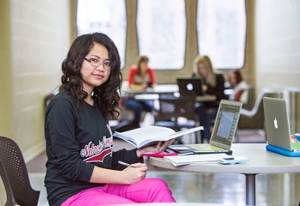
[111,149,144,170]
[206,74,227,101]
[45,98,94,182]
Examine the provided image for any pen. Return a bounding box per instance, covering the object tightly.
[118,160,136,168]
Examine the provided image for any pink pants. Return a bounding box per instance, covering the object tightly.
[61,178,176,205]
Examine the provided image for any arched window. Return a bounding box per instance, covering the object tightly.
[197,0,246,69]
[77,0,127,68]
[137,0,186,70]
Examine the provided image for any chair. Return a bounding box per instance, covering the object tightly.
[231,85,255,110]
[238,88,284,130]
[0,136,40,206]
[154,93,200,143]
[242,86,255,110]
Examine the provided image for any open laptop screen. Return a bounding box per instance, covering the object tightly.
[216,111,236,138]
[210,100,243,150]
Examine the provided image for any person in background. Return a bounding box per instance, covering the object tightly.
[227,70,249,105]
[44,33,175,206]
[193,55,227,142]
[125,55,156,128]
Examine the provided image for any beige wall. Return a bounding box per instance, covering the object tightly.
[0,0,71,161]
[0,1,13,139]
[254,0,300,93]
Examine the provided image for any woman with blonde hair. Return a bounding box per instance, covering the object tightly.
[194,55,227,141]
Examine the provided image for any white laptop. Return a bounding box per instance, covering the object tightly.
[263,97,300,156]
[168,100,243,155]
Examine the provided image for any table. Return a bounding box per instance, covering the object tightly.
[124,84,179,96]
[124,84,216,102]
[148,143,300,205]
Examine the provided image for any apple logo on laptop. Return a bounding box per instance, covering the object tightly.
[273,117,278,129]
[186,83,193,91]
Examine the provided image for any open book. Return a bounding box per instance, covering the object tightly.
[114,125,203,149]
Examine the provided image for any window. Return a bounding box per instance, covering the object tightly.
[197,0,246,69]
[76,0,126,67]
[137,0,186,70]
[76,0,247,70]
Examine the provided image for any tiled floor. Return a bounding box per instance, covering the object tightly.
[1,130,299,206]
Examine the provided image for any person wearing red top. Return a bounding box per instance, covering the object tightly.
[227,70,249,104]
[125,56,156,128]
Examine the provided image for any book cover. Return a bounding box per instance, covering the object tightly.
[113,125,203,149]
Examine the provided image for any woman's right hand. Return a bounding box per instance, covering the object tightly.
[141,82,148,89]
[202,84,208,93]
[121,162,148,184]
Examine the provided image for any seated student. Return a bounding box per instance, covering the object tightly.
[227,70,249,104]
[125,55,156,128]
[193,55,227,141]
[44,33,175,206]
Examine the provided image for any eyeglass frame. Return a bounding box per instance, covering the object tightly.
[84,57,112,71]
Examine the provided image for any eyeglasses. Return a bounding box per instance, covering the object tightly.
[84,57,112,71]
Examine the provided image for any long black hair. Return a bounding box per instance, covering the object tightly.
[60,32,122,119]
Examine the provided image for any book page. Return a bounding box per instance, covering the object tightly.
[114,126,203,148]
[114,126,176,148]
[168,126,203,139]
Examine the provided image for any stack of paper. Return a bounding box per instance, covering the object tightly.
[164,154,230,167]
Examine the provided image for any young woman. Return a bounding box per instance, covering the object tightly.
[193,55,227,141]
[44,33,175,206]
[125,55,156,128]
[227,70,249,104]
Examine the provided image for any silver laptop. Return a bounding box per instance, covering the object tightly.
[263,97,300,152]
[168,100,243,154]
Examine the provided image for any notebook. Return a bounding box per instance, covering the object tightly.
[177,78,203,95]
[168,100,243,155]
[263,97,300,157]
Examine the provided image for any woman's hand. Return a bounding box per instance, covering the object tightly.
[129,83,148,90]
[202,84,208,93]
[136,139,175,157]
[90,163,147,185]
[121,162,148,184]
